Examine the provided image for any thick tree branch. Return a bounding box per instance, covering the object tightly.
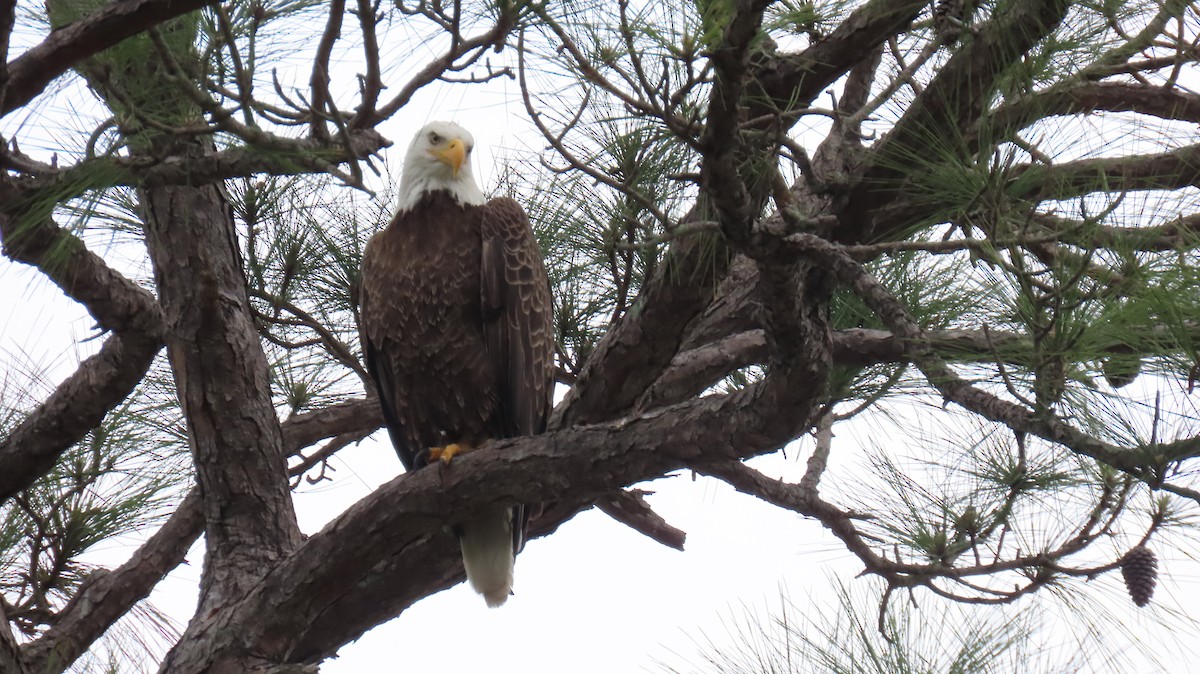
[0,332,161,502]
[141,178,302,617]
[1014,143,1200,203]
[12,129,390,200]
[990,82,1200,133]
[646,326,1028,409]
[1030,210,1200,252]
[752,0,926,117]
[698,0,768,244]
[162,365,826,670]
[0,194,165,335]
[280,398,382,455]
[0,0,217,118]
[640,329,768,408]
[0,0,14,74]
[21,490,204,674]
[71,25,302,634]
[840,0,1073,242]
[0,600,27,674]
[0,201,165,502]
[549,214,730,428]
[277,398,688,551]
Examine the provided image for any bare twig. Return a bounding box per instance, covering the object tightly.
[517,32,675,229]
[249,288,369,383]
[359,4,515,127]
[310,0,346,139]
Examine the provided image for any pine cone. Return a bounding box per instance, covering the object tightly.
[1121,546,1158,608]
[1103,355,1141,389]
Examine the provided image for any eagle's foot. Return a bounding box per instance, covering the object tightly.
[428,442,471,465]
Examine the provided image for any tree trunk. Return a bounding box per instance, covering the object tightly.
[43,2,304,669]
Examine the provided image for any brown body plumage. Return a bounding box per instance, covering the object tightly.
[361,191,554,463]
[358,122,554,606]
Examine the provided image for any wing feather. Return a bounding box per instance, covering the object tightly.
[359,233,422,472]
[480,197,555,438]
[480,196,553,555]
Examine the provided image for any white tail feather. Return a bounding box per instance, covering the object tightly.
[458,507,515,607]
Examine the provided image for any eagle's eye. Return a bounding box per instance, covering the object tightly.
[428,132,442,145]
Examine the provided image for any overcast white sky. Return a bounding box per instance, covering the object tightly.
[2,6,1200,673]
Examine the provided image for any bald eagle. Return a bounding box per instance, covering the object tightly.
[358,121,555,606]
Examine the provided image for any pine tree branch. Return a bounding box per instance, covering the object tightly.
[355,3,516,128]
[751,0,927,119]
[140,179,303,618]
[698,0,769,244]
[350,0,383,127]
[21,490,203,674]
[0,0,218,119]
[1029,211,1200,252]
[0,201,165,502]
[1014,143,1200,203]
[160,360,829,669]
[990,82,1200,134]
[0,194,165,335]
[1081,0,1191,79]
[69,18,303,624]
[0,599,28,674]
[548,208,729,429]
[0,0,14,76]
[641,240,1200,410]
[648,326,1027,409]
[697,460,886,572]
[840,0,1073,243]
[639,329,768,409]
[308,0,345,140]
[11,129,390,199]
[529,6,701,141]
[548,1,925,429]
[277,396,689,549]
[275,310,1197,472]
[783,231,1192,476]
[248,288,368,383]
[0,332,161,502]
[699,434,1179,603]
[280,397,382,454]
[595,490,686,551]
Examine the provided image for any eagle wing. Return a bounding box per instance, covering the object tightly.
[479,196,555,438]
[359,231,421,472]
[480,196,553,556]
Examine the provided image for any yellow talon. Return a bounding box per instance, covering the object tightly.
[429,442,469,465]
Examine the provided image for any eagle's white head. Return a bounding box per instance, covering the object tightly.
[396,121,487,212]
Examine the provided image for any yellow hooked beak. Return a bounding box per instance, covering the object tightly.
[431,138,467,178]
